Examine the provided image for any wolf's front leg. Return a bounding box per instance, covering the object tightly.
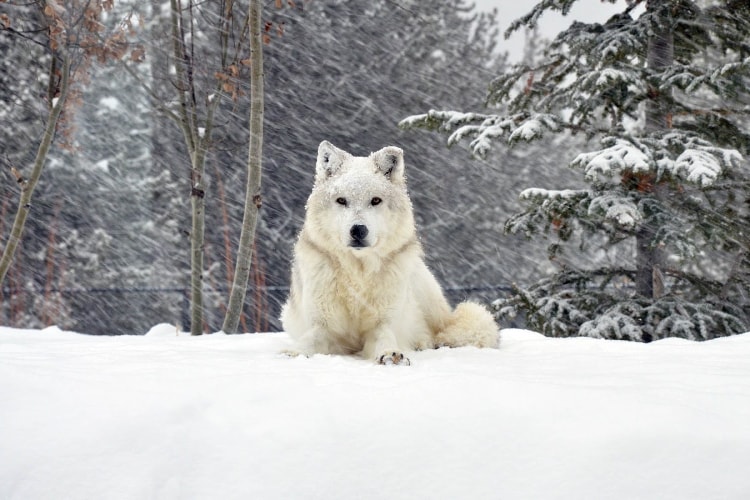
[283,324,332,357]
[362,326,411,365]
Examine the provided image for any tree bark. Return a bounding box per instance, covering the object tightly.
[169,0,226,335]
[222,0,264,334]
[0,53,70,285]
[189,154,206,335]
[635,0,673,299]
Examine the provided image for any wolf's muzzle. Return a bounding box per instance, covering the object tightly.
[349,224,369,248]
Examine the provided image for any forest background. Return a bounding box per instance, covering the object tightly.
[2,0,748,339]
[1,0,537,334]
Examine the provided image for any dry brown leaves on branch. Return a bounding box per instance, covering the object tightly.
[215,68,244,102]
[38,1,147,149]
[42,1,145,64]
[275,0,298,8]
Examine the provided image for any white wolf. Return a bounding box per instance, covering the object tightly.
[280,141,499,365]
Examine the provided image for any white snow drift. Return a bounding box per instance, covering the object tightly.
[1,325,749,500]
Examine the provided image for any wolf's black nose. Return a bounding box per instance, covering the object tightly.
[350,224,368,242]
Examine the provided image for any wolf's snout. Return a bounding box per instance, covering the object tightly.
[350,224,369,246]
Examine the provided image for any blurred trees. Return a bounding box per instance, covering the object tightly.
[0,0,152,329]
[2,0,543,334]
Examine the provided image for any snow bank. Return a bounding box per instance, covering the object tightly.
[1,326,749,499]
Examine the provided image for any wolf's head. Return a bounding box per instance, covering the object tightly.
[305,141,416,257]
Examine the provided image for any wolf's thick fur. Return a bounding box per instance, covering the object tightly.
[280,141,499,365]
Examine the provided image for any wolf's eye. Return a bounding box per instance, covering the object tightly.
[336,197,347,206]
[371,197,382,206]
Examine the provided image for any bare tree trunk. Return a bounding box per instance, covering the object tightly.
[636,0,673,299]
[128,0,240,335]
[189,152,207,335]
[0,53,70,285]
[222,0,264,334]
[169,0,225,335]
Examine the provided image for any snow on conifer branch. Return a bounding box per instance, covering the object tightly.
[508,114,560,145]
[507,189,589,238]
[398,110,493,134]
[670,146,740,187]
[519,188,587,203]
[503,0,578,38]
[656,134,742,187]
[712,57,750,81]
[587,193,641,229]
[516,187,642,231]
[571,137,651,182]
[579,298,747,342]
[571,134,741,188]
[400,111,559,157]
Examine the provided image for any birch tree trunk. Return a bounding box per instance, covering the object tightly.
[0,53,71,285]
[167,0,227,335]
[222,0,264,334]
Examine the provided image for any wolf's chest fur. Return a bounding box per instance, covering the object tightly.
[316,256,403,337]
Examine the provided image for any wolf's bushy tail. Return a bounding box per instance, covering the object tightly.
[434,302,499,349]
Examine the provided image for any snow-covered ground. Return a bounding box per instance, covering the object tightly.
[1,324,749,500]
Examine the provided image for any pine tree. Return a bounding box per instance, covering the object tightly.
[403,0,750,341]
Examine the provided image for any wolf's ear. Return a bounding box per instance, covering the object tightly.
[371,146,404,183]
[316,140,348,181]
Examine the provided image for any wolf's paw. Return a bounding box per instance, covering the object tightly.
[280,349,307,358]
[377,352,411,366]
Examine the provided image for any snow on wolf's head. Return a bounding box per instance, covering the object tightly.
[305,140,416,257]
